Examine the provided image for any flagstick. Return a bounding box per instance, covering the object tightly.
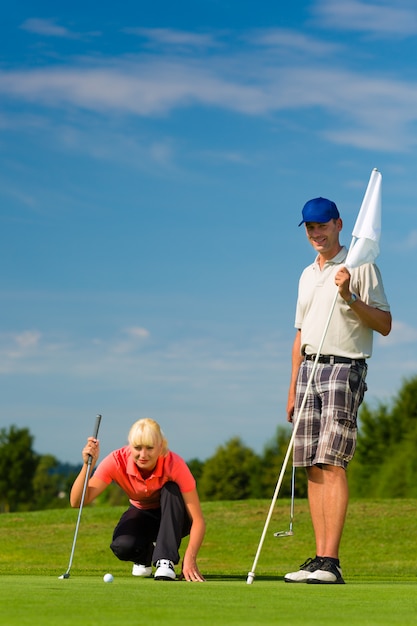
[246,290,339,584]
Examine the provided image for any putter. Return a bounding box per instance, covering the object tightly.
[274,466,295,537]
[59,414,102,579]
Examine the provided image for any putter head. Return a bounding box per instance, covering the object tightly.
[273,529,294,537]
[59,573,70,579]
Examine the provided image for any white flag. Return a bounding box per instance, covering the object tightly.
[345,168,382,269]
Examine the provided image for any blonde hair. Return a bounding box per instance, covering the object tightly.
[128,418,168,456]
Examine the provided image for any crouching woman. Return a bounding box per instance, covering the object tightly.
[70,417,206,582]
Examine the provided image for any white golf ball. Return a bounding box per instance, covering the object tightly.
[103,573,114,583]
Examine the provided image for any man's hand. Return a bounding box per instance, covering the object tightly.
[334,266,352,301]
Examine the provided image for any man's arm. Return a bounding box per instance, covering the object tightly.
[335,267,392,336]
[286,329,303,423]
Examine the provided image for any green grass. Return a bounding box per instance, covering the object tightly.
[1,499,417,625]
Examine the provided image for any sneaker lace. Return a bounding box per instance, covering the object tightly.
[300,556,321,569]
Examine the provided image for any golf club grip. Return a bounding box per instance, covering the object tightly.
[93,414,102,439]
[87,414,102,467]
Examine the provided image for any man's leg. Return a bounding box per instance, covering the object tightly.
[307,464,348,559]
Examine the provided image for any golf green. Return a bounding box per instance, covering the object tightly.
[1,499,417,624]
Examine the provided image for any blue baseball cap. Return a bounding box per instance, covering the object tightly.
[298,197,340,226]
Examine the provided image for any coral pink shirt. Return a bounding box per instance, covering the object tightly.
[93,447,196,510]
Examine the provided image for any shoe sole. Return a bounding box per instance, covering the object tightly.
[154,576,175,581]
[307,578,345,585]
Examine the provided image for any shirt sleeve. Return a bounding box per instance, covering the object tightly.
[351,263,391,311]
[167,452,196,493]
[93,452,118,485]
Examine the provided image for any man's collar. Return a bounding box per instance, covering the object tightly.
[315,246,347,266]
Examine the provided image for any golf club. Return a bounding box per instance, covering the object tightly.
[59,414,102,579]
[274,466,295,537]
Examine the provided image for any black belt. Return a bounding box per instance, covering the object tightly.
[304,354,366,365]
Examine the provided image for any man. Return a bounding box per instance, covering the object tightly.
[285,197,391,584]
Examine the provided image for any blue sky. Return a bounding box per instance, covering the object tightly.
[1,0,416,465]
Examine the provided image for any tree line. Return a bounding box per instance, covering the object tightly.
[1,375,417,512]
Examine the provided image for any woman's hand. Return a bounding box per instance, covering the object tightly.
[181,554,206,582]
[82,436,100,465]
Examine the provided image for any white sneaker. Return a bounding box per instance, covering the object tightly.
[307,559,345,584]
[132,563,152,577]
[154,559,176,581]
[284,557,324,583]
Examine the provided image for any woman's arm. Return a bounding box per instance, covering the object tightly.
[181,488,206,582]
[70,436,108,507]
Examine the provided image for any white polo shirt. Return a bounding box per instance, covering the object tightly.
[295,247,390,359]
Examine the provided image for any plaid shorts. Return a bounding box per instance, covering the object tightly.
[293,360,368,469]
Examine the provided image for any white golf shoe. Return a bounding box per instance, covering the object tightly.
[154,559,176,581]
[132,563,152,577]
[307,558,345,584]
[284,556,324,583]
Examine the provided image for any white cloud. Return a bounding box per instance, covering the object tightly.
[0,323,283,381]
[0,330,42,362]
[200,149,252,165]
[0,59,416,150]
[247,27,340,55]
[314,0,417,37]
[111,326,150,354]
[0,63,267,116]
[15,330,41,349]
[124,27,219,49]
[56,122,178,171]
[2,26,417,152]
[126,327,150,339]
[20,18,81,39]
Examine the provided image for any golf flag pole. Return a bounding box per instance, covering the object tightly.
[246,168,382,585]
[246,328,331,584]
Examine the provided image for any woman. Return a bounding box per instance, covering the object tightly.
[70,418,206,582]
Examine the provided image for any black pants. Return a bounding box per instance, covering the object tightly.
[110,482,192,566]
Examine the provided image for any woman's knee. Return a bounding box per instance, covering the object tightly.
[110,535,136,561]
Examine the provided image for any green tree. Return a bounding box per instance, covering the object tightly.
[350,375,417,498]
[32,454,62,510]
[198,437,260,501]
[186,458,205,485]
[349,402,394,497]
[259,425,307,499]
[0,425,38,512]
